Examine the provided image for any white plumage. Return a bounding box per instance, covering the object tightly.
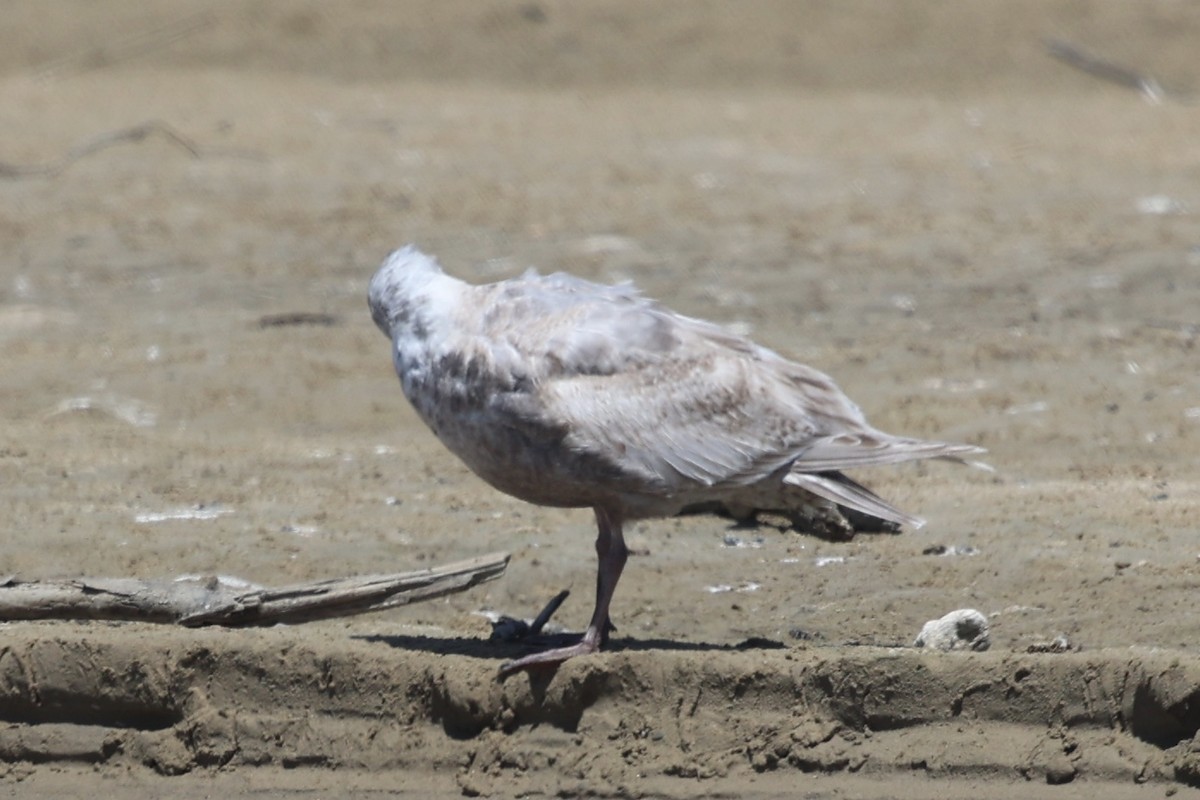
[369,245,983,672]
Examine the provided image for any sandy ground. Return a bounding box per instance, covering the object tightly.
[2,1,1200,796]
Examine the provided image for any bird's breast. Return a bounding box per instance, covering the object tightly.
[394,340,615,508]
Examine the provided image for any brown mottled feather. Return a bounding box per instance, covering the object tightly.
[368,246,983,530]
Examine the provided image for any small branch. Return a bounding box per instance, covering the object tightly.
[257,312,342,329]
[1043,38,1189,104]
[0,553,510,628]
[0,121,263,180]
[487,589,571,642]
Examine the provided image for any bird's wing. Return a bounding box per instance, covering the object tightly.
[475,271,957,492]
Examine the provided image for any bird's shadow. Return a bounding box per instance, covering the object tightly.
[678,502,901,540]
[352,631,786,665]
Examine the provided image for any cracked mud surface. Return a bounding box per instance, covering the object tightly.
[2,1,1199,796]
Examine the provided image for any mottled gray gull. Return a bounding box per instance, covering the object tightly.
[368,245,984,673]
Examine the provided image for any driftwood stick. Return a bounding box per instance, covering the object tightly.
[0,552,510,628]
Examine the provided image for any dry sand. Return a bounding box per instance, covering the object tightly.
[2,1,1199,796]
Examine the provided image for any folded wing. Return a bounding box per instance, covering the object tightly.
[473,271,982,527]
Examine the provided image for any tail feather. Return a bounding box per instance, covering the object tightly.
[795,436,985,473]
[783,471,926,529]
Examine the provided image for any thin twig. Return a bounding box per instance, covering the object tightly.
[0,121,260,180]
[258,312,342,329]
[487,589,571,642]
[528,589,570,635]
[1043,37,1190,104]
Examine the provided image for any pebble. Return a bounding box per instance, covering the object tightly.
[913,608,991,651]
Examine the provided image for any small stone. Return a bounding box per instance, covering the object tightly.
[1045,755,1077,784]
[913,608,990,651]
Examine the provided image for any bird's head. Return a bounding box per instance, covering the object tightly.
[367,245,444,339]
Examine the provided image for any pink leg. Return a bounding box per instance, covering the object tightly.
[499,506,627,675]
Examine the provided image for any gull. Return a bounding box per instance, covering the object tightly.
[368,246,984,673]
